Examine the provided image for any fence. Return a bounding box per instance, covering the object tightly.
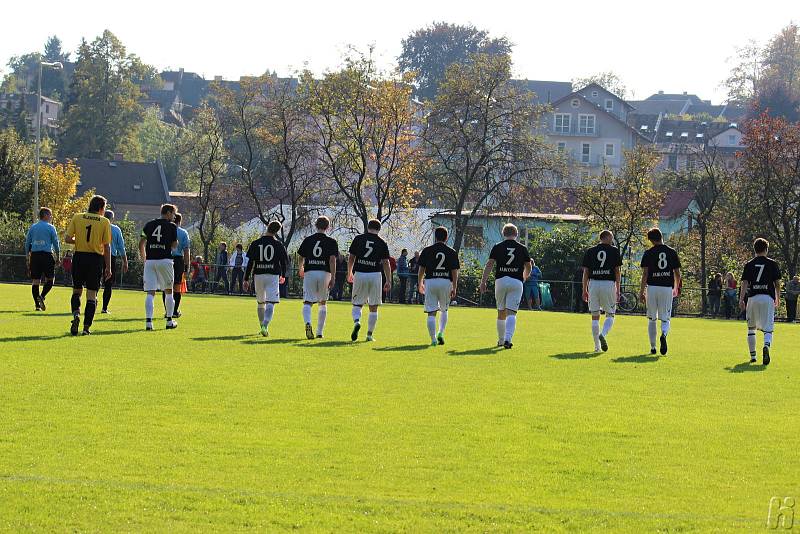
[0,253,792,320]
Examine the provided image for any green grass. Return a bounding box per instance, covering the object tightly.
[0,282,797,532]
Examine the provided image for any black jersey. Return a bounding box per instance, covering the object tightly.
[419,242,460,280]
[489,239,532,281]
[349,233,390,273]
[582,243,622,281]
[741,256,782,297]
[141,218,178,260]
[245,235,288,278]
[640,244,681,287]
[298,233,338,272]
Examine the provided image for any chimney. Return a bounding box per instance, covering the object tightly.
[683,91,688,95]
[658,90,664,95]
[214,75,223,82]
[113,153,124,162]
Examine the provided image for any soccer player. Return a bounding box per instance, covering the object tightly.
[639,227,681,355]
[64,195,112,335]
[347,219,391,342]
[243,220,289,336]
[417,226,460,346]
[139,204,179,331]
[101,210,128,314]
[297,216,338,339]
[479,224,532,349]
[25,207,60,311]
[582,230,622,352]
[740,238,782,365]
[169,212,191,318]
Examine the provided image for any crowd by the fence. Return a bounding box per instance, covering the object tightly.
[3,251,800,322]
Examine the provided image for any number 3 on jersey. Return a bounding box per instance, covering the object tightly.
[506,248,515,265]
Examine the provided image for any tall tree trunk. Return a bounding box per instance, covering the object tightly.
[700,224,708,315]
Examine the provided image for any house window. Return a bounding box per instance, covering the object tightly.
[571,98,580,108]
[554,114,571,133]
[668,154,678,170]
[581,143,591,164]
[728,134,736,145]
[463,226,484,250]
[591,90,599,98]
[580,170,591,180]
[45,104,50,113]
[578,114,596,135]
[605,99,613,111]
[605,143,615,157]
[557,142,566,153]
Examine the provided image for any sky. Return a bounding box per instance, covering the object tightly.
[0,0,797,102]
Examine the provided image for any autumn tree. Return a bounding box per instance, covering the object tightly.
[302,51,421,232]
[398,22,512,100]
[735,113,800,276]
[574,146,664,262]
[572,71,628,98]
[38,160,95,233]
[419,53,552,252]
[60,30,158,159]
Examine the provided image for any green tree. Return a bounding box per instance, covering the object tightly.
[135,107,182,188]
[527,224,593,282]
[571,71,628,98]
[59,30,157,159]
[0,129,32,216]
[398,22,512,101]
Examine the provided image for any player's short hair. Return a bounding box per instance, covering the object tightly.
[220,242,227,249]
[38,207,52,220]
[434,226,448,242]
[160,204,177,216]
[235,243,243,250]
[174,213,182,225]
[367,219,382,232]
[502,223,518,238]
[87,195,107,213]
[104,210,115,220]
[267,220,282,234]
[646,227,663,243]
[753,238,769,254]
[599,230,613,242]
[315,216,330,231]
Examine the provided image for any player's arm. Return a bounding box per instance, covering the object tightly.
[279,246,288,284]
[450,268,459,298]
[739,279,749,311]
[244,247,255,280]
[672,268,682,298]
[774,278,781,306]
[639,267,648,302]
[328,254,337,289]
[183,245,190,275]
[382,258,391,291]
[50,225,61,263]
[347,253,356,283]
[582,267,590,302]
[614,265,621,300]
[103,243,112,280]
[417,263,426,294]
[138,235,147,261]
[119,232,129,272]
[64,218,76,245]
[480,259,495,294]
[523,260,532,281]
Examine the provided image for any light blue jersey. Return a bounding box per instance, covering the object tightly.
[25,220,60,254]
[172,227,190,257]
[110,224,126,257]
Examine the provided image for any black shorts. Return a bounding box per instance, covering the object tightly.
[172,256,185,286]
[29,251,55,280]
[72,252,105,291]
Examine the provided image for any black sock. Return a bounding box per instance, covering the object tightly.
[71,294,81,315]
[41,281,53,299]
[102,286,112,310]
[162,292,166,306]
[84,299,97,329]
[32,285,40,305]
[174,293,182,312]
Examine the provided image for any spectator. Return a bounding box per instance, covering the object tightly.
[191,256,209,292]
[786,275,800,323]
[332,252,347,300]
[408,250,421,303]
[214,242,230,294]
[708,273,722,317]
[397,249,409,303]
[522,261,542,310]
[724,272,737,319]
[229,243,248,294]
[62,249,73,286]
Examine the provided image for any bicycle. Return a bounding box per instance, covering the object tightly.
[618,289,639,313]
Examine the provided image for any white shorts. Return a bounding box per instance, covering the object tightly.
[303,270,331,303]
[747,294,775,332]
[588,280,617,314]
[352,271,383,307]
[143,258,174,292]
[254,273,280,304]
[423,278,452,313]
[646,285,673,321]
[495,277,523,312]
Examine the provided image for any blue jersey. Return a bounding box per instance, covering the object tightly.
[110,224,126,257]
[172,227,190,257]
[25,220,60,254]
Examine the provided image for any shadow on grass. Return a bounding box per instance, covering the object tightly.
[725,362,767,373]
[241,338,296,345]
[86,329,138,336]
[191,335,251,342]
[0,310,17,314]
[550,351,603,360]
[300,340,353,348]
[372,344,431,352]
[447,347,502,356]
[612,354,661,364]
[22,312,73,317]
[97,317,145,323]
[0,334,71,342]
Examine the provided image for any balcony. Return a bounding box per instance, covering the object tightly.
[548,125,601,138]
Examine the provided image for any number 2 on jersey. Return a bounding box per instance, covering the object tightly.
[435,252,446,270]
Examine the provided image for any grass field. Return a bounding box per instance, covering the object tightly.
[0,282,798,532]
